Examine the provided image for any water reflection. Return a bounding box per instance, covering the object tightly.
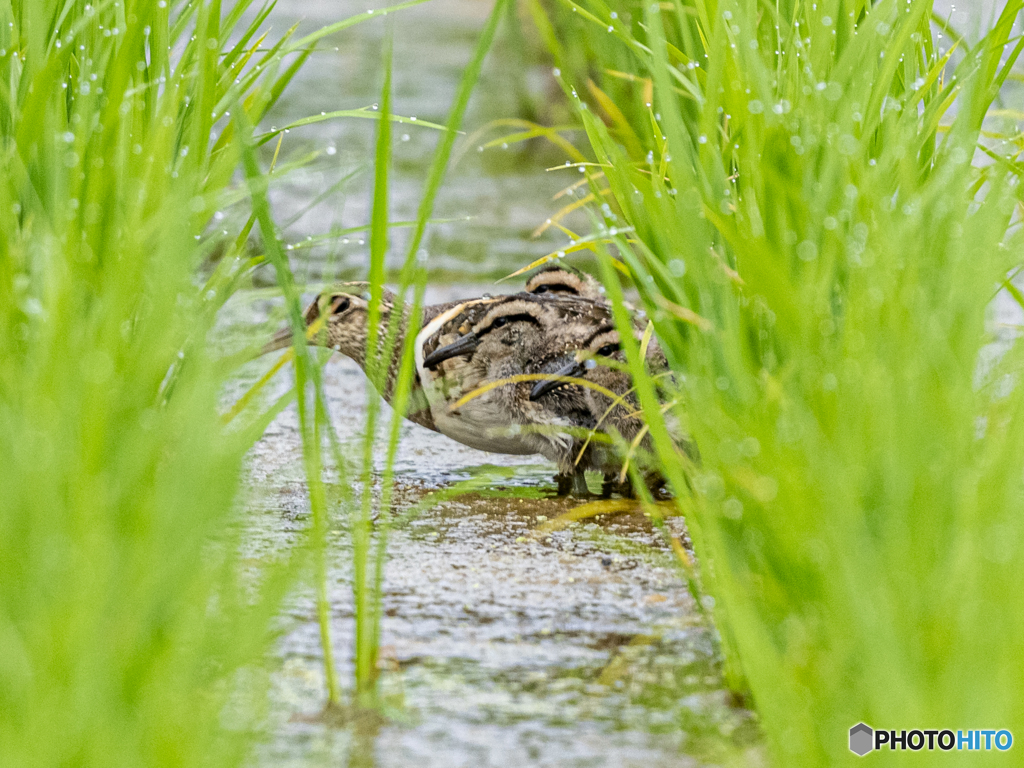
[346,715,380,768]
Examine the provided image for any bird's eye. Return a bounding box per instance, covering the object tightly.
[597,343,619,357]
[493,317,509,328]
[332,297,351,314]
[534,285,549,293]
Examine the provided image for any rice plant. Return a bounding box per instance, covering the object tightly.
[235,0,513,715]
[350,5,510,709]
[541,0,1024,762]
[0,0,406,763]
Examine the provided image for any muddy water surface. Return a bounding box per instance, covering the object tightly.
[222,285,758,767]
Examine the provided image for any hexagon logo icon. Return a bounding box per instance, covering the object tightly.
[850,723,874,756]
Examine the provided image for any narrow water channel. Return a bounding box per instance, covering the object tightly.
[224,0,762,763]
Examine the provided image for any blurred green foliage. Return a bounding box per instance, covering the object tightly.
[541,0,1024,763]
[0,0,353,764]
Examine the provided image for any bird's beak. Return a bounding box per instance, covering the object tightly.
[423,332,479,369]
[530,359,585,400]
[260,327,296,356]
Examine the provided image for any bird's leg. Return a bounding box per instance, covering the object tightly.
[601,474,616,498]
[572,472,590,496]
[603,472,636,499]
[554,473,573,496]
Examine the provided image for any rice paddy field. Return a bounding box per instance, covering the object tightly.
[2,0,1022,766]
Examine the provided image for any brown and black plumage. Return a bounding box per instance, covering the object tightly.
[261,283,452,430]
[261,270,601,434]
[529,326,696,495]
[524,263,604,300]
[415,293,618,493]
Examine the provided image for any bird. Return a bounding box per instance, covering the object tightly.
[260,268,604,434]
[415,293,618,494]
[528,326,696,496]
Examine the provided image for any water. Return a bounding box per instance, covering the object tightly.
[246,0,585,284]
[222,0,760,763]
[220,283,759,765]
